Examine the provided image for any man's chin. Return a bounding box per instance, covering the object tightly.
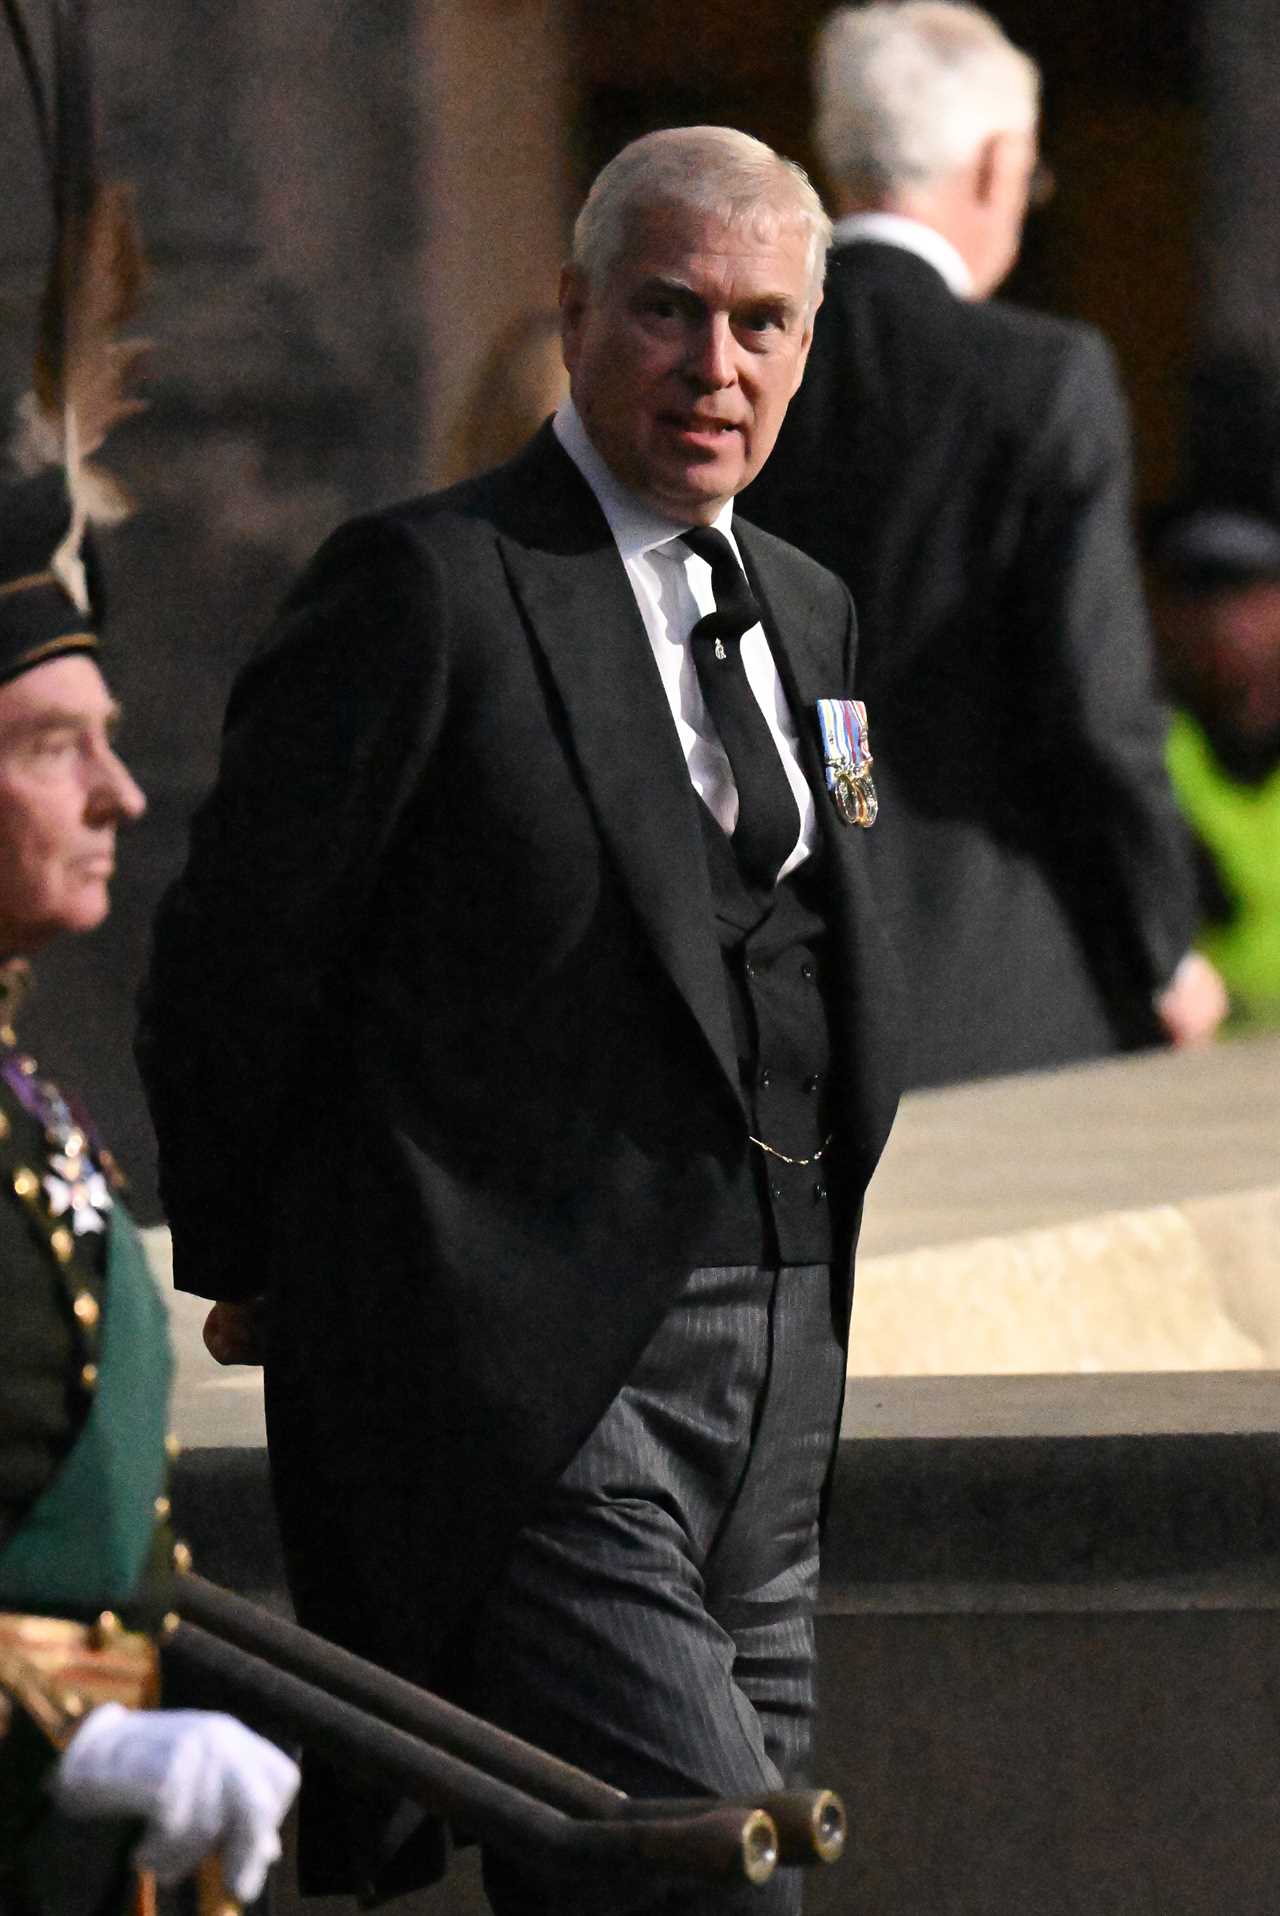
[60,886,112,937]
[644,461,744,524]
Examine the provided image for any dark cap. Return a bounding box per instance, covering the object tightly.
[0,464,101,686]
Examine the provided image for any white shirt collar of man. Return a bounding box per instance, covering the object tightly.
[831,211,974,300]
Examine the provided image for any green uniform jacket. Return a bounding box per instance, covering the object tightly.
[0,1060,172,1916]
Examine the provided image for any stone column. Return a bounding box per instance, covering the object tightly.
[0,0,433,1208]
[412,0,574,485]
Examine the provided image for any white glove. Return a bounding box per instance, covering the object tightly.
[51,1703,300,1903]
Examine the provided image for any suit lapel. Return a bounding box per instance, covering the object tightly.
[496,435,744,1113]
[736,522,832,822]
[738,521,907,1173]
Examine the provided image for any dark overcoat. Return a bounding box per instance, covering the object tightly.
[138,425,905,1883]
[744,241,1195,1086]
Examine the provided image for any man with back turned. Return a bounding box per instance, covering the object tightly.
[745,1,1225,1085]
[139,125,905,1913]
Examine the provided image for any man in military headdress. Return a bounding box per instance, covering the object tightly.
[0,434,299,1916]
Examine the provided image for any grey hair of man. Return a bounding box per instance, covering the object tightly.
[572,125,832,318]
[814,3,1039,200]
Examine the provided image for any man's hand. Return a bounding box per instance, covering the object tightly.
[52,1703,300,1903]
[1155,950,1229,1046]
[202,1299,265,1366]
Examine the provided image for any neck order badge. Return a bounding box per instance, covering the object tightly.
[816,699,878,827]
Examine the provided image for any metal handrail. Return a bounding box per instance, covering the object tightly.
[170,1571,848,1879]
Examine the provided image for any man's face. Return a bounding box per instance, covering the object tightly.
[561,202,818,524]
[1157,578,1280,741]
[0,654,145,954]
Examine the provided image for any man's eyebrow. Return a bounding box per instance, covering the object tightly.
[635,276,801,317]
[743,284,805,312]
[0,701,121,743]
[636,274,702,303]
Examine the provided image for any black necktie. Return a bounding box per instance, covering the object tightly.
[681,524,800,893]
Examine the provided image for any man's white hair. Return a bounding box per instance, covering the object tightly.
[814,3,1039,197]
[573,125,832,315]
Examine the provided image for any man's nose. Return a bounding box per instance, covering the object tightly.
[684,315,736,389]
[88,747,147,824]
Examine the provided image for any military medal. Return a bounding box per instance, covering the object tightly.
[0,1045,116,1234]
[816,698,878,827]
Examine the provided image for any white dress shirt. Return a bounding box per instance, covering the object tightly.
[553,400,816,878]
[831,210,974,299]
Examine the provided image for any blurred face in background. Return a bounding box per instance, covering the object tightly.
[1155,578,1280,749]
[0,653,145,953]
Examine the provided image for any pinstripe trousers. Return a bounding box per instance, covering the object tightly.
[468,1261,846,1915]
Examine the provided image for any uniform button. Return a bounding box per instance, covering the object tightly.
[50,1228,74,1264]
[801,962,814,981]
[80,1362,99,1391]
[73,1291,100,1327]
[165,1433,182,1462]
[172,1540,194,1576]
[12,1167,37,1199]
[744,959,757,978]
[0,1111,9,1139]
[814,1182,827,1202]
[759,1068,773,1087]
[804,1074,821,1093]
[769,1182,784,1202]
[154,1496,172,1522]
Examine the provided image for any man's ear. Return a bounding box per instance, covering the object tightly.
[972,132,1003,208]
[559,263,587,372]
[790,289,823,396]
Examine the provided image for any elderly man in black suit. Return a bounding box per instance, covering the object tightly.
[139,126,904,1913]
[745,1,1226,1087]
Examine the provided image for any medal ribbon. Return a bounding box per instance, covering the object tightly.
[816,697,872,781]
[815,698,878,827]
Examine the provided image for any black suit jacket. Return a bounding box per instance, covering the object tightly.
[139,425,903,1694]
[744,241,1196,1086]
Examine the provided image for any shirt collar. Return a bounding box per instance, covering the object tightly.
[553,398,734,564]
[831,211,974,299]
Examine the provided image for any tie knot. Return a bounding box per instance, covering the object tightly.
[679,523,734,570]
[679,525,760,637]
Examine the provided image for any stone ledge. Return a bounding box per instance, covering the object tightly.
[842,1370,1280,1440]
[849,1185,1280,1377]
[859,1033,1280,1255]
[821,1425,1280,1595]
[822,1573,1280,1615]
